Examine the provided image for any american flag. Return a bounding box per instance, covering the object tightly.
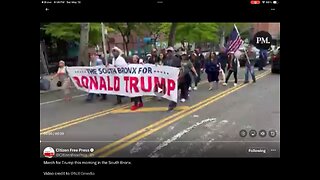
[226,25,243,53]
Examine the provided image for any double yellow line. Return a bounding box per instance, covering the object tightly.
[40,78,208,135]
[40,97,151,135]
[40,70,269,136]
[94,71,271,157]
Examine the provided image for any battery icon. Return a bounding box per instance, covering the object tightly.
[251,0,261,4]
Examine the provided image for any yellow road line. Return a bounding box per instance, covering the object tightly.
[95,71,271,157]
[93,78,248,155]
[40,97,150,134]
[110,106,190,114]
[40,104,129,132]
[40,70,268,135]
[40,78,209,134]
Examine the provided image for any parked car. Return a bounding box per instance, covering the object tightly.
[271,48,280,73]
[268,46,280,64]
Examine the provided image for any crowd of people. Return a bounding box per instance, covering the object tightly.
[52,45,262,111]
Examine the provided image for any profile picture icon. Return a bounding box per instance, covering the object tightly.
[43,147,55,158]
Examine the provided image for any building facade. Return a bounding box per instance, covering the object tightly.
[252,22,280,41]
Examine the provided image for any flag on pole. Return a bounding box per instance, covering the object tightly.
[226,24,243,53]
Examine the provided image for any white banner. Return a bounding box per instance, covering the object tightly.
[66,64,180,102]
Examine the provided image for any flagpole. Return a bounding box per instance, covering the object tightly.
[101,22,108,65]
[234,24,250,65]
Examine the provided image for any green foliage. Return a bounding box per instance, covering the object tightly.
[175,23,219,43]
[141,23,170,37]
[217,23,252,38]
[107,23,139,41]
[106,23,141,55]
[42,23,116,46]
[42,23,81,41]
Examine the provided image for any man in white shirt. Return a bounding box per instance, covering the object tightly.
[111,46,127,66]
[110,47,128,105]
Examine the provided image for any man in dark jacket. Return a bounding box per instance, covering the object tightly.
[192,48,205,90]
[164,46,181,111]
[217,47,228,73]
[258,49,268,71]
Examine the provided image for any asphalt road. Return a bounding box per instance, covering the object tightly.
[40,67,280,158]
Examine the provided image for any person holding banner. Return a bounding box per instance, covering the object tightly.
[129,55,144,110]
[164,47,181,111]
[96,54,108,101]
[86,54,105,102]
[155,52,166,101]
[111,46,128,105]
[51,60,71,101]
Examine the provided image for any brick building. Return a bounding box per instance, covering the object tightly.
[106,31,166,54]
[252,22,280,42]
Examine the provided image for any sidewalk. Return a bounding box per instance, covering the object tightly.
[40,75,75,94]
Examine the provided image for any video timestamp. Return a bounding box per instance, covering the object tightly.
[44,131,65,136]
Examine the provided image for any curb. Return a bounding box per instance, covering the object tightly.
[40,86,76,94]
[40,89,62,94]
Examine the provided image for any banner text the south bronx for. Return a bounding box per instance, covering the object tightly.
[67,64,180,102]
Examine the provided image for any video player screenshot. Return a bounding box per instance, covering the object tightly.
[40,0,280,176]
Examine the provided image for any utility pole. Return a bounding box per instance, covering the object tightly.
[78,23,90,66]
[101,23,108,64]
[40,42,49,75]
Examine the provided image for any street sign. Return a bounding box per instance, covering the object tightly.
[144,37,151,44]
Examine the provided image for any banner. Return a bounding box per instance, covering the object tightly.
[67,64,180,102]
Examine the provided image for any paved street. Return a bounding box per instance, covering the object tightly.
[40,67,280,158]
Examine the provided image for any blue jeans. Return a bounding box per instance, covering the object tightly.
[245,65,256,82]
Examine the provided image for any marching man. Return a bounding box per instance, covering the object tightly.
[110,46,128,105]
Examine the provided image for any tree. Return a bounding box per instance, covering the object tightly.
[217,23,252,47]
[142,23,170,48]
[175,23,219,50]
[168,23,178,47]
[42,23,116,65]
[78,23,90,66]
[42,23,115,46]
[107,23,140,56]
[152,23,219,50]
